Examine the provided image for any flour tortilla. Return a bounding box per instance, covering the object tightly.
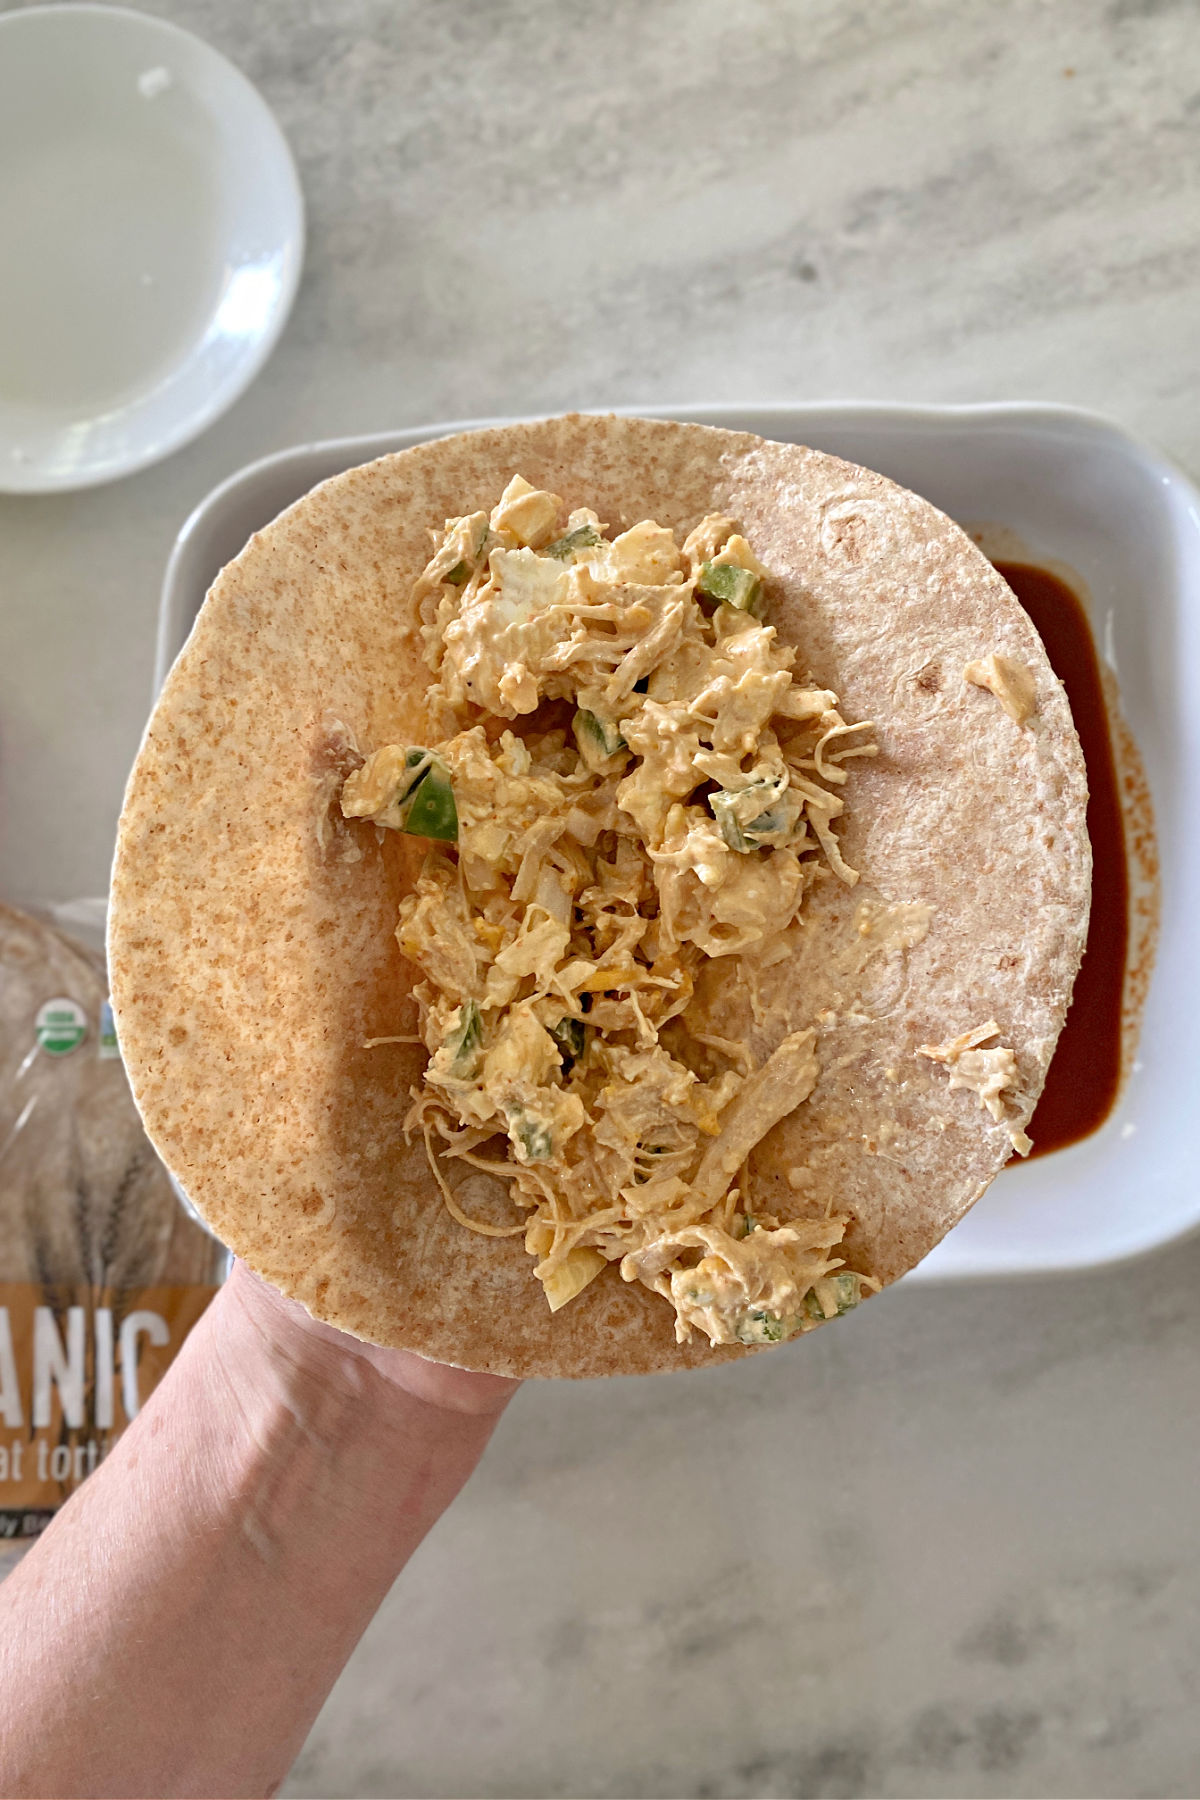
[109,416,1090,1376]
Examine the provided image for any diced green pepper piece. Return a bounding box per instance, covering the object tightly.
[829,1273,861,1314]
[443,524,490,586]
[710,790,751,853]
[545,523,602,560]
[573,709,626,767]
[550,1016,586,1067]
[710,786,797,853]
[446,1000,483,1074]
[803,1273,862,1322]
[375,751,459,840]
[513,1117,553,1162]
[401,763,458,841]
[708,777,802,853]
[697,561,764,617]
[736,1308,787,1344]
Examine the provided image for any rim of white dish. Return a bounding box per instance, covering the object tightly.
[0,3,305,494]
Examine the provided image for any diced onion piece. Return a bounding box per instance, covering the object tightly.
[539,1246,608,1311]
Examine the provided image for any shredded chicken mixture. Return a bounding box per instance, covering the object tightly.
[918,1021,1033,1156]
[341,476,882,1346]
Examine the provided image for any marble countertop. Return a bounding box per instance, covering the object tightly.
[3,0,1198,1794]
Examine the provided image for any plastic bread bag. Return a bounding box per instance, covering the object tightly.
[0,899,228,1557]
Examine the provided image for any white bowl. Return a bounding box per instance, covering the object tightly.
[0,5,303,493]
[155,403,1200,1281]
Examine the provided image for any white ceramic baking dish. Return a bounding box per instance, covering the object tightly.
[157,404,1200,1280]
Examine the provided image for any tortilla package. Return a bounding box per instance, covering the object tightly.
[109,416,1090,1377]
[0,903,225,1543]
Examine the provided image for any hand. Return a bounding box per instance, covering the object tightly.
[223,1257,519,1420]
[0,1254,520,1800]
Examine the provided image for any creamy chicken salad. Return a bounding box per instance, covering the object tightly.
[341,477,883,1347]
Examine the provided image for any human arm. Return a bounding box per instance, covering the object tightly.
[0,1260,518,1799]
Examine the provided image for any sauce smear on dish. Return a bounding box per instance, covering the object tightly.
[994,562,1128,1157]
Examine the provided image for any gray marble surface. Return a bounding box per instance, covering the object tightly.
[3,0,1199,1794]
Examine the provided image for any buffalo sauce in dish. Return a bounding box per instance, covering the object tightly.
[992,562,1128,1158]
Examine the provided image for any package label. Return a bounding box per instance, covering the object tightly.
[98,998,121,1060]
[0,1283,218,1537]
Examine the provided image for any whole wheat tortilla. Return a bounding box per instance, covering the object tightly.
[109,416,1090,1376]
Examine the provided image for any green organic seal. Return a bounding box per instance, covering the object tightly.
[35,998,87,1057]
